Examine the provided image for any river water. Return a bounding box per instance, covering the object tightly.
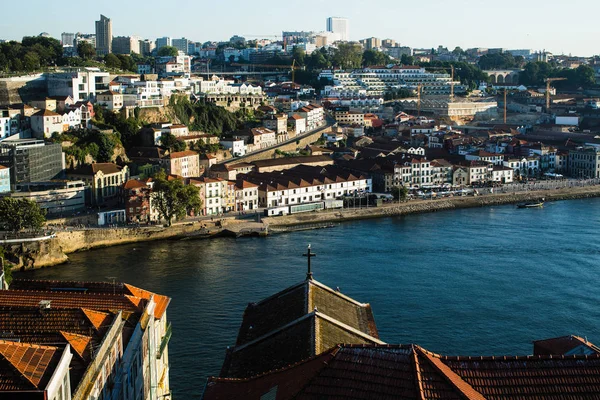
[22,198,600,398]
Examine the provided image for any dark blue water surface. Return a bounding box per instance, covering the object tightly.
[22,198,600,398]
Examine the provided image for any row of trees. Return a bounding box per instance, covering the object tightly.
[152,170,201,226]
[478,53,526,70]
[0,36,64,72]
[0,198,46,231]
[520,62,596,89]
[291,44,393,70]
[0,36,163,74]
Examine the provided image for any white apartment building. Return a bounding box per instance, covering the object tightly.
[123,80,164,107]
[492,165,514,183]
[156,53,191,78]
[47,68,111,102]
[221,138,247,157]
[190,177,226,215]
[198,76,263,95]
[465,150,505,166]
[295,104,324,131]
[234,180,259,211]
[59,108,82,130]
[503,156,540,177]
[245,165,371,209]
[31,109,64,138]
[326,17,349,41]
[410,158,433,187]
[160,150,200,178]
[319,66,465,97]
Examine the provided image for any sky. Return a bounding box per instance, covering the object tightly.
[1,0,598,56]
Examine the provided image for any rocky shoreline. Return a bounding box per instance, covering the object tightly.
[11,185,600,270]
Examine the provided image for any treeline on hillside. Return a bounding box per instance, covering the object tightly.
[0,37,63,72]
[519,62,596,89]
[169,96,251,135]
[0,36,154,74]
[478,53,526,70]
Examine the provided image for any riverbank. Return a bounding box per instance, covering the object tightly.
[263,185,600,227]
[15,185,600,269]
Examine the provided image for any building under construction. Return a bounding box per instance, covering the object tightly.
[398,98,498,122]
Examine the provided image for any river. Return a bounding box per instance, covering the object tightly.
[22,198,600,398]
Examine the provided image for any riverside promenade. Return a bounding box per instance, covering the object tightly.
[264,182,600,227]
[11,181,600,269]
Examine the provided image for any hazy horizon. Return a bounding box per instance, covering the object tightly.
[1,0,597,57]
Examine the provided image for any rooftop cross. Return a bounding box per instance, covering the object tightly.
[303,244,316,280]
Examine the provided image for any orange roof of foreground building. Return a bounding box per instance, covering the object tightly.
[0,341,62,392]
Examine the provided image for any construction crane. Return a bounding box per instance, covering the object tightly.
[545,77,567,112]
[291,59,296,84]
[425,65,457,100]
[504,88,507,124]
[416,84,422,117]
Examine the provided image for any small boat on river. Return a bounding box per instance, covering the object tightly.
[517,198,545,209]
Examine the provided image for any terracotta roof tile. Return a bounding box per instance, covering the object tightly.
[81,308,112,330]
[0,340,61,391]
[60,331,92,360]
[124,283,170,319]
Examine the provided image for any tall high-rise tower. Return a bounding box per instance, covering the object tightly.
[326,17,349,42]
[95,14,112,56]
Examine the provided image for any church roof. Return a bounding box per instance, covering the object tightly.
[220,277,381,378]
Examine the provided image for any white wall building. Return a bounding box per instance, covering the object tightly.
[47,68,111,102]
[221,138,247,157]
[326,17,349,41]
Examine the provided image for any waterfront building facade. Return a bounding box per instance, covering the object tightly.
[0,140,64,185]
[5,180,87,215]
[67,163,129,206]
[568,147,600,179]
[0,279,171,400]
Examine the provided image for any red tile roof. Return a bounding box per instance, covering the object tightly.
[166,150,198,159]
[60,331,92,360]
[124,283,170,319]
[207,343,600,400]
[0,340,62,391]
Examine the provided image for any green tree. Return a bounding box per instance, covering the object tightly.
[332,43,363,69]
[575,65,596,88]
[306,50,330,70]
[292,46,306,66]
[157,46,179,57]
[391,186,409,202]
[151,171,202,226]
[400,54,415,65]
[0,198,46,231]
[77,42,96,60]
[116,54,136,72]
[22,51,40,71]
[160,133,186,152]
[94,131,116,162]
[362,49,391,67]
[104,53,121,69]
[478,53,516,70]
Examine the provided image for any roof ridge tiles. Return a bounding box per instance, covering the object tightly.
[416,346,487,400]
